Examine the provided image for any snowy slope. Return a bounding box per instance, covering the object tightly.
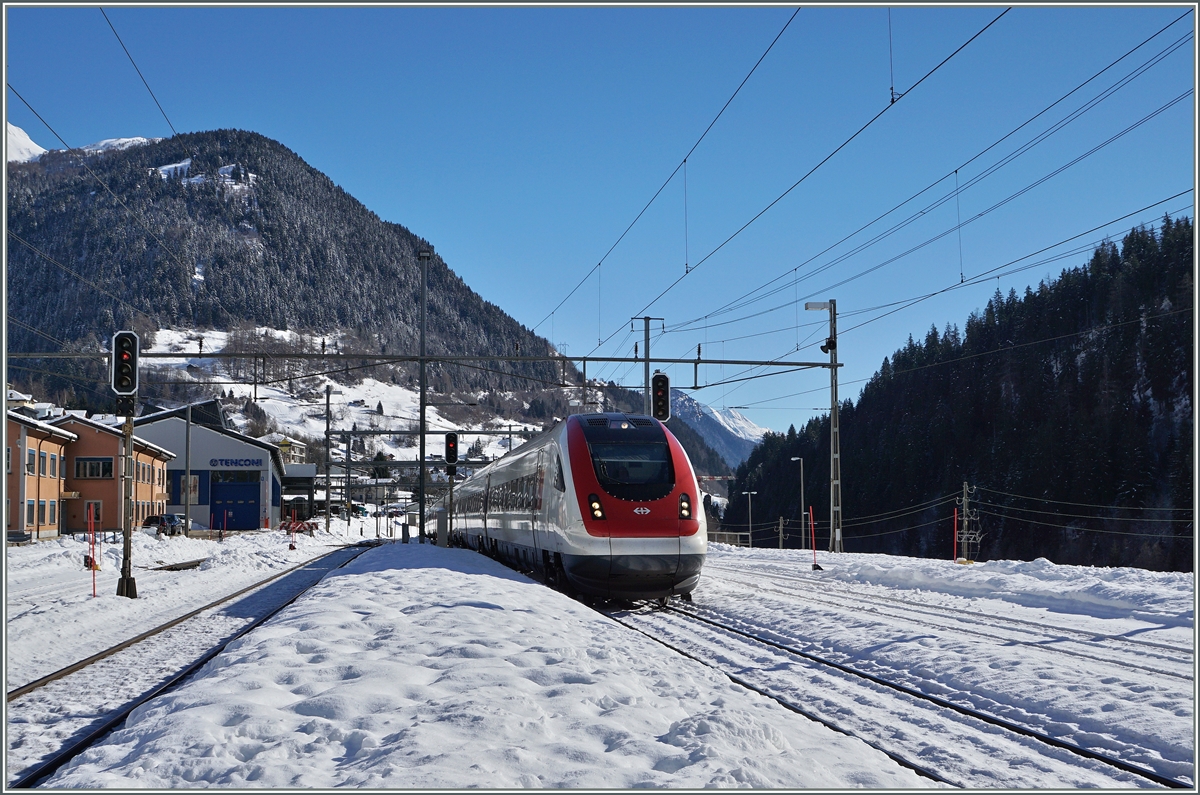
[671,389,766,468]
[79,136,162,154]
[146,328,539,463]
[7,123,46,163]
[7,535,1193,788]
[6,123,160,163]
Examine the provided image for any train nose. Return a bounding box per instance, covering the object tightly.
[562,537,701,600]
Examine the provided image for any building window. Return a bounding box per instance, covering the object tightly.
[27,449,35,474]
[5,447,10,473]
[26,500,35,526]
[85,501,102,524]
[49,453,57,479]
[49,501,56,525]
[39,451,47,476]
[75,457,115,479]
[38,500,46,524]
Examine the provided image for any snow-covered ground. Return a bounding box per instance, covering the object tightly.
[6,534,1193,788]
[145,327,540,462]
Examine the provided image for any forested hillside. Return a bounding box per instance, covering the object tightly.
[6,128,732,477]
[6,129,560,398]
[724,217,1193,571]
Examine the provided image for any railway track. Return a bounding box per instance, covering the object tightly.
[708,561,1194,658]
[703,563,1194,682]
[6,542,378,788]
[608,601,1192,789]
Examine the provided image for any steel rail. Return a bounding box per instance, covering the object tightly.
[706,561,1196,658]
[8,542,377,789]
[704,564,1194,679]
[7,544,354,701]
[603,611,954,786]
[660,604,1191,789]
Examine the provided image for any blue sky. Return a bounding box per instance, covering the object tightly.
[5,5,1195,432]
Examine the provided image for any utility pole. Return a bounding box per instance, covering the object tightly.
[419,250,430,541]
[110,331,138,598]
[778,516,784,549]
[957,481,982,562]
[742,490,756,548]
[117,413,137,598]
[345,432,353,535]
[324,384,331,535]
[791,456,804,550]
[184,403,191,537]
[633,316,663,415]
[806,300,842,552]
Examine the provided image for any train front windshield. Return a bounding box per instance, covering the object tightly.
[589,442,675,501]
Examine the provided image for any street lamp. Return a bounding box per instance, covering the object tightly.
[790,457,804,550]
[805,299,842,553]
[742,491,757,548]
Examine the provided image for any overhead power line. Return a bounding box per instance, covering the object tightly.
[6,230,155,325]
[587,8,1012,359]
[669,11,1193,335]
[976,509,1191,538]
[977,486,1194,512]
[731,302,1194,409]
[6,84,195,303]
[533,6,803,334]
[99,5,192,164]
[976,501,1192,524]
[683,199,1192,398]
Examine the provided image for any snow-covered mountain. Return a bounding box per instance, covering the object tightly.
[7,122,46,163]
[79,135,163,154]
[670,389,766,468]
[6,122,160,163]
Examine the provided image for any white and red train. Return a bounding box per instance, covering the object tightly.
[428,412,707,601]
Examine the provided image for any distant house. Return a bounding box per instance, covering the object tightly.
[51,414,175,535]
[6,388,35,412]
[260,432,307,465]
[6,411,77,540]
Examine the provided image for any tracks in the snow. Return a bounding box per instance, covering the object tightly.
[606,601,1192,789]
[6,542,377,789]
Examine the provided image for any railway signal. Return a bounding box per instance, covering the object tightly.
[444,432,458,464]
[110,331,139,395]
[651,371,670,421]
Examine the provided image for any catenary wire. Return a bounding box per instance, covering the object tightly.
[6,85,196,305]
[99,7,189,155]
[680,199,1191,396]
[532,6,802,334]
[671,89,1192,348]
[976,509,1191,538]
[731,304,1194,407]
[975,501,1191,523]
[7,230,156,325]
[668,15,1193,334]
[586,8,1012,360]
[977,486,1195,512]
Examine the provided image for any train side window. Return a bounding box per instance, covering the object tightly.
[553,455,566,492]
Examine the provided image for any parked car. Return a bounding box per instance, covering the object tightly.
[142,514,185,536]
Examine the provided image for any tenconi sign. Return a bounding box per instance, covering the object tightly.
[209,458,263,467]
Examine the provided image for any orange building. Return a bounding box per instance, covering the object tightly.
[6,411,78,540]
[50,414,176,535]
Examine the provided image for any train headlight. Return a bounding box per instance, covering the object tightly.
[679,493,692,519]
[588,494,606,520]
